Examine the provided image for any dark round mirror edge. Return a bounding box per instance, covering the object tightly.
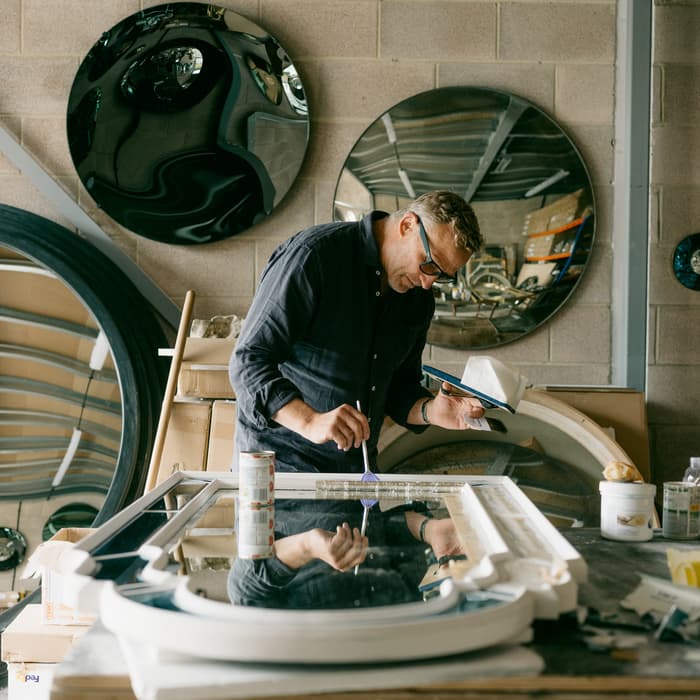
[0,204,168,525]
[331,85,597,351]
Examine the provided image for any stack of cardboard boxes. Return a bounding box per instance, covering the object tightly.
[2,529,96,699]
[155,337,237,485]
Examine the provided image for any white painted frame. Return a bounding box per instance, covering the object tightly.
[64,472,585,664]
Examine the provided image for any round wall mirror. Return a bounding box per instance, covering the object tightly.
[67,2,310,245]
[0,205,166,597]
[333,87,595,349]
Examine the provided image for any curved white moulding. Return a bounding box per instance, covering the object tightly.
[100,579,534,664]
[63,471,586,665]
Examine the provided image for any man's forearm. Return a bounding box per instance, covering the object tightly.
[407,395,433,426]
[271,397,316,435]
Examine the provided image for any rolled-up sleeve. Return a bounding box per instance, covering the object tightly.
[230,242,318,429]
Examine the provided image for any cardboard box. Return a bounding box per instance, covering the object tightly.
[7,661,55,700]
[157,400,212,484]
[1,604,88,663]
[21,528,97,626]
[178,338,236,399]
[523,188,587,236]
[205,400,237,472]
[540,386,651,482]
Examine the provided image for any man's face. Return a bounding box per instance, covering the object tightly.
[386,214,472,294]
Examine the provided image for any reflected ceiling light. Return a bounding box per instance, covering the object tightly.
[525,169,570,198]
[381,113,397,144]
[493,155,512,174]
[398,168,416,198]
[381,114,415,197]
[51,427,82,488]
[89,330,110,371]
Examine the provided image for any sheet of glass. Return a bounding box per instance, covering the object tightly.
[227,491,462,610]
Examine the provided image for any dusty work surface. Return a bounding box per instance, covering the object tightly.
[531,527,700,679]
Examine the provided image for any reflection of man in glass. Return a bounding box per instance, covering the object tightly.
[229,191,486,475]
[228,500,465,609]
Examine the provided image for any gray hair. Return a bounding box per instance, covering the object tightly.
[406,190,483,254]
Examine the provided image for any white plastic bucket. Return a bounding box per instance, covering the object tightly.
[599,481,656,541]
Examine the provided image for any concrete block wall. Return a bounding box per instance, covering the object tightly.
[648,1,700,484]
[0,0,696,485]
[0,0,617,368]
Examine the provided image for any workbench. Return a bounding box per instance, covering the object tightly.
[49,529,700,699]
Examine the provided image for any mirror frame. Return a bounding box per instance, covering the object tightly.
[64,471,585,664]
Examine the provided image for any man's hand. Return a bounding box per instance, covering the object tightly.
[411,383,485,429]
[273,523,367,572]
[273,399,369,451]
[307,523,368,572]
[432,381,485,428]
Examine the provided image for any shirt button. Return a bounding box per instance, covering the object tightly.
[371,386,376,391]
[376,270,381,276]
[373,353,378,360]
[375,291,380,297]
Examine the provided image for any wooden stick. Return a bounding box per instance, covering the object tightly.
[144,289,196,493]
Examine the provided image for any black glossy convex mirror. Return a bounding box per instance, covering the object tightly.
[334,87,595,349]
[67,2,309,245]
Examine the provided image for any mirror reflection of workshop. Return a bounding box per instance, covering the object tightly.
[1,1,700,700]
[334,87,595,349]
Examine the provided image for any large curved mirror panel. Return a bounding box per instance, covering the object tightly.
[0,205,167,599]
[334,87,595,349]
[67,2,310,244]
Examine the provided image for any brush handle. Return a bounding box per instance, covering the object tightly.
[355,400,371,473]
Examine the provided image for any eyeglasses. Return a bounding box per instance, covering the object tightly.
[416,216,456,283]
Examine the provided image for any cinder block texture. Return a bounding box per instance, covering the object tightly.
[0,57,77,114]
[662,65,700,127]
[23,0,138,56]
[550,305,611,363]
[655,4,700,64]
[0,0,20,54]
[262,0,379,59]
[439,63,555,110]
[136,237,256,299]
[381,1,496,60]
[647,365,700,425]
[22,117,75,177]
[500,3,615,62]
[658,185,700,244]
[652,126,700,186]
[555,65,614,125]
[657,308,700,364]
[316,60,434,120]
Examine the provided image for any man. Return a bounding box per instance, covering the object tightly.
[230,190,485,474]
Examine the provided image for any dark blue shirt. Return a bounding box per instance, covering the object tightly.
[227,500,427,609]
[230,211,433,473]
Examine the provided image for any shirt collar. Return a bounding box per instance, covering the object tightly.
[360,210,388,268]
